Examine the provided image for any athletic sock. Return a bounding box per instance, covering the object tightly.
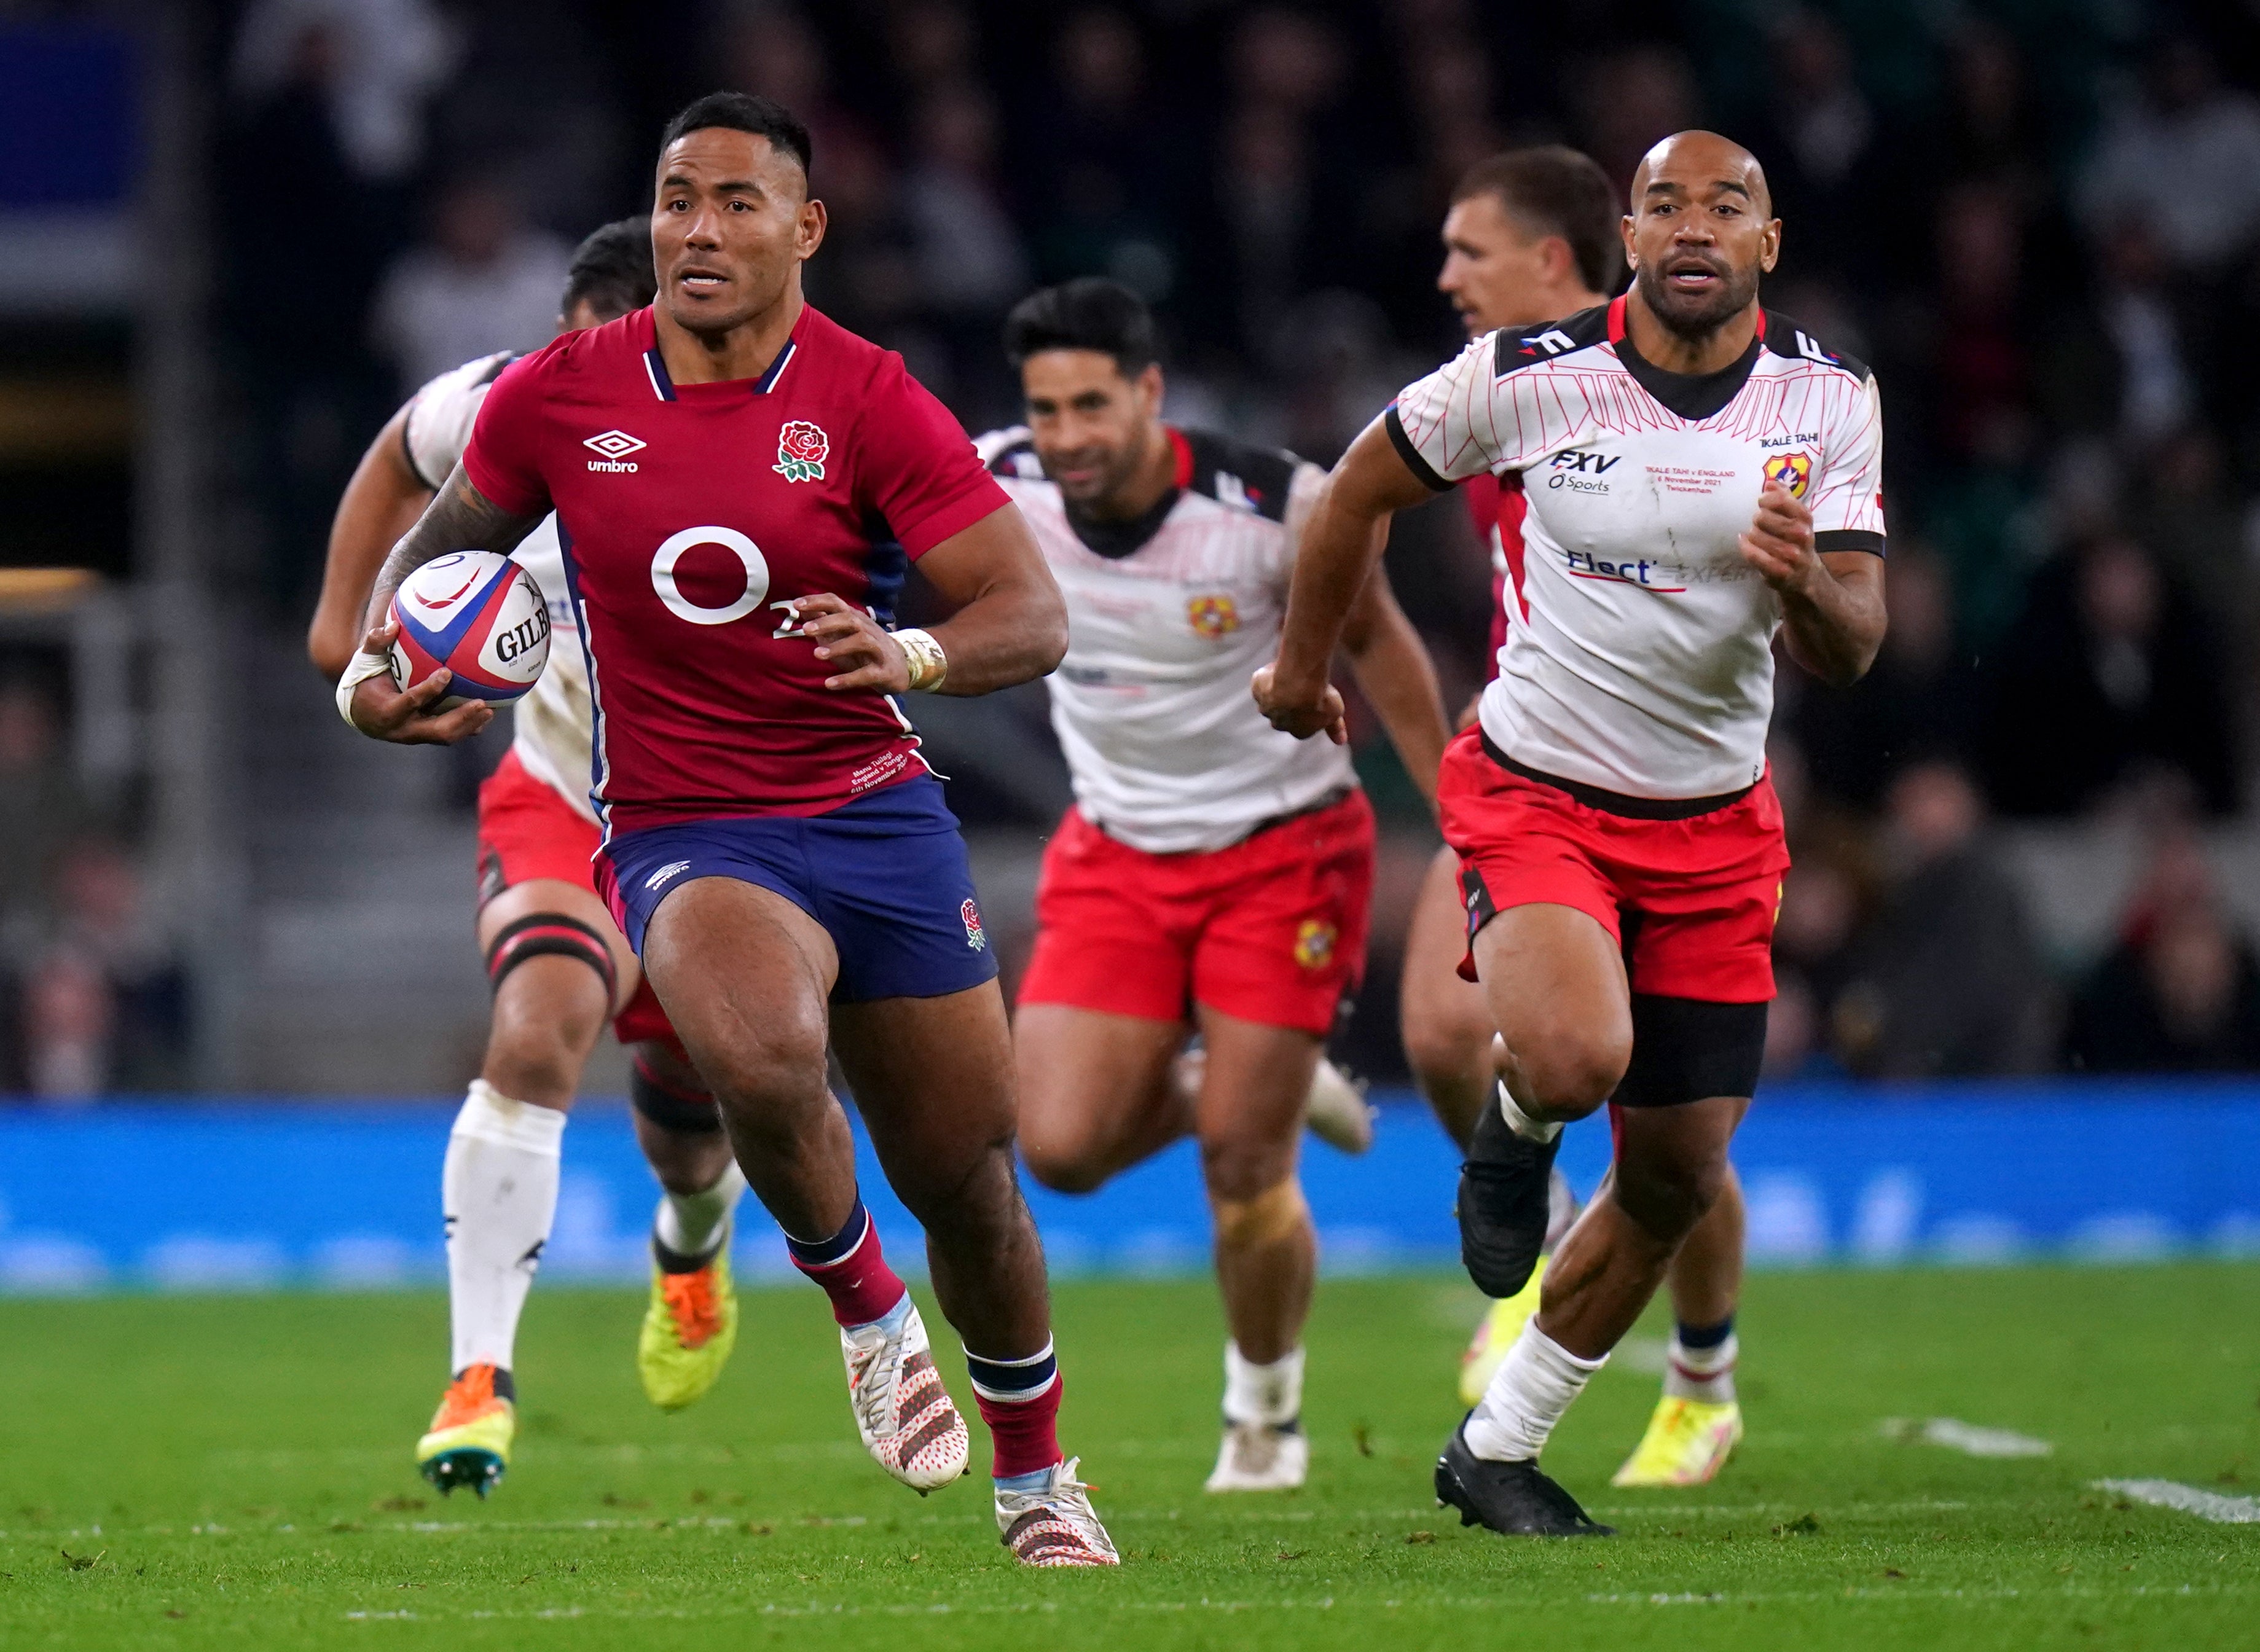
[1665,1317,1738,1404]
[1495,1078,1561,1145]
[1462,1320,1607,1462]
[653,1160,748,1272]
[1222,1341,1305,1429]
[442,1079,567,1377]
[968,1341,1063,1482]
[785,1195,908,1329]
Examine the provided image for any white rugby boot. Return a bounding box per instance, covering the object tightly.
[841,1300,969,1493]
[1303,1059,1375,1155]
[996,1457,1121,1567]
[1205,1420,1309,1492]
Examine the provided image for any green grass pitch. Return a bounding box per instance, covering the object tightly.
[1,1262,2254,1650]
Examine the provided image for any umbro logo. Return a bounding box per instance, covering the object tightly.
[585,429,645,472]
[645,859,691,891]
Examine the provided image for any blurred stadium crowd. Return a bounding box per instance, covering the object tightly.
[8,0,2260,1095]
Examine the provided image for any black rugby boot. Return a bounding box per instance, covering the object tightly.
[1435,1423,1614,1537]
[1456,1082,1560,1299]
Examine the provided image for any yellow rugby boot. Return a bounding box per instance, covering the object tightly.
[637,1247,739,1411]
[415,1363,514,1498]
[1457,1261,1545,1407]
[1611,1395,1743,1487]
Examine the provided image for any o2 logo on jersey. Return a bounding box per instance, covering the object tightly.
[1293,918,1337,972]
[651,526,769,625]
[773,420,829,483]
[1187,593,1240,639]
[1762,452,1813,499]
[960,898,987,952]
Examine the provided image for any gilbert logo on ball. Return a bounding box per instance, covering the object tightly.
[389,551,552,708]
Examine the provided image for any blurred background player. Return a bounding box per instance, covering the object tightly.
[1408,147,1759,1487]
[1259,131,1886,1535]
[310,219,748,1497]
[986,280,1450,1492]
[342,93,1118,1565]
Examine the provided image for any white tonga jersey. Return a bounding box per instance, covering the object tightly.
[1388,296,1886,801]
[978,425,1359,855]
[402,351,595,821]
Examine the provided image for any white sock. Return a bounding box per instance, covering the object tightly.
[1664,1330,1738,1404]
[1462,1321,1606,1462]
[655,1159,748,1260]
[1222,1341,1305,1428]
[1496,1079,1561,1145]
[442,1079,566,1376]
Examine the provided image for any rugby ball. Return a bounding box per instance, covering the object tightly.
[388,550,551,708]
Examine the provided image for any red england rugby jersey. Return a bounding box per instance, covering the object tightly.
[1460,471,1524,681]
[462,305,1009,831]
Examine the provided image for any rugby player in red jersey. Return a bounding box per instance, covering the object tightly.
[981,280,1451,1492]
[340,93,1116,1565]
[1414,148,1762,1487]
[1257,131,1886,1535]
[313,220,751,1498]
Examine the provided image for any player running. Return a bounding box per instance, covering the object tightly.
[311,219,749,1498]
[1412,147,1760,1486]
[983,280,1451,1492]
[339,93,1117,1565]
[1256,131,1886,1535]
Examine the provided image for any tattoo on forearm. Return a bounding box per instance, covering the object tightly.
[369,464,540,612]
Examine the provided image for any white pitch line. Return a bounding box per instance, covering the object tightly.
[1881,1417,2052,1458]
[2093,1479,2260,1524]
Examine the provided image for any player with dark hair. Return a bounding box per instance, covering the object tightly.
[337,91,1117,1565]
[1257,131,1886,1535]
[983,278,1450,1491]
[313,217,750,1498]
[1410,147,1762,1488]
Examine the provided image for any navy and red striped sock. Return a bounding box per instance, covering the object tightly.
[967,1341,1063,1484]
[785,1196,907,1329]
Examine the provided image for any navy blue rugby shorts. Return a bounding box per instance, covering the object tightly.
[597,774,999,1003]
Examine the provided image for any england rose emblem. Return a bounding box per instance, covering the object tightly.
[774,420,829,483]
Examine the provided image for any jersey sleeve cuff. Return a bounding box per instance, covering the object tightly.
[1813,529,1886,557]
[460,441,547,519]
[893,474,1013,558]
[1384,407,1453,493]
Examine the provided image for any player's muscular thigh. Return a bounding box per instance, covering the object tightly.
[1472,902,1631,1119]
[642,877,838,1106]
[1013,1005,1185,1194]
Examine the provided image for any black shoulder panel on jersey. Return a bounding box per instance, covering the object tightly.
[1493,304,1612,377]
[474,351,517,388]
[1760,311,1872,382]
[1179,428,1300,523]
[983,434,1039,477]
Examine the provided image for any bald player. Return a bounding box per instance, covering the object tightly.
[1257,131,1886,1533]
[1408,148,1764,1491]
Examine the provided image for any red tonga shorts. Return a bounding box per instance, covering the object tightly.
[475,746,676,1045]
[1438,728,1789,1004]
[1018,789,1376,1037]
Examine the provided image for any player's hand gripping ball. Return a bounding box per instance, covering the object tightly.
[388,552,551,708]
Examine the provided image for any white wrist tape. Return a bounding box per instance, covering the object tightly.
[894,627,948,692]
[335,648,396,729]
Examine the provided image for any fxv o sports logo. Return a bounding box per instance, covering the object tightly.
[1547,448,1619,495]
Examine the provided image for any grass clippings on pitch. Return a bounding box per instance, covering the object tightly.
[0,1262,2254,1651]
